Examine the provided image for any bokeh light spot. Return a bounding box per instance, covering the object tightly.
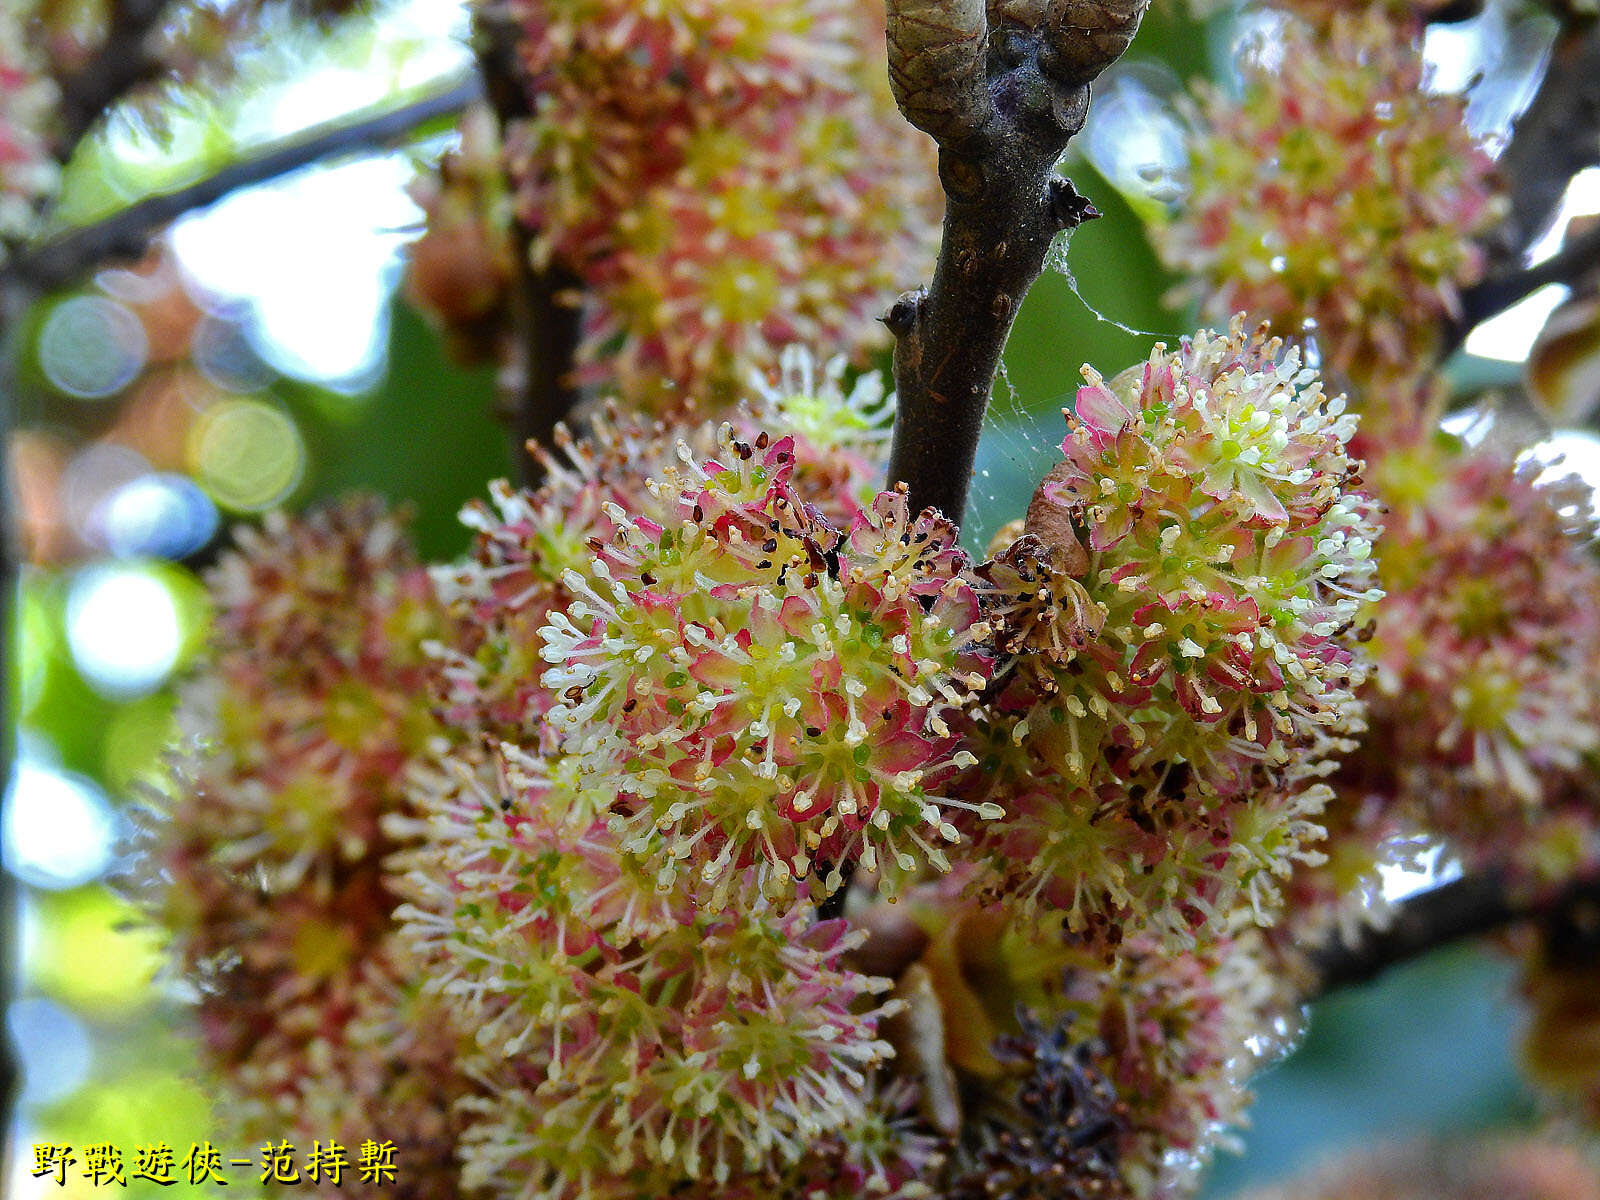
[99,473,220,560]
[1464,283,1568,364]
[1083,64,1187,208]
[187,398,305,512]
[3,761,117,890]
[61,443,151,552]
[9,997,92,1105]
[1521,429,1600,521]
[65,563,183,698]
[24,889,166,1016]
[37,296,148,400]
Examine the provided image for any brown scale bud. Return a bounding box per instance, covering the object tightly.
[884,963,965,1136]
[1039,0,1149,87]
[989,0,1048,22]
[1022,460,1089,576]
[887,0,996,146]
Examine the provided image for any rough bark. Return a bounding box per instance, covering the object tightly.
[884,0,1147,524]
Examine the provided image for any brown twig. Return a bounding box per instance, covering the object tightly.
[7,75,482,293]
[471,5,583,485]
[1444,217,1600,356]
[1307,870,1600,998]
[882,0,1147,524]
[1492,16,1600,270]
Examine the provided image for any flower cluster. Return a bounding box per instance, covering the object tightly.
[966,317,1381,948]
[1339,430,1600,886]
[501,0,939,407]
[539,431,993,907]
[0,5,59,260]
[390,358,982,1196]
[431,348,891,744]
[138,329,1384,1200]
[1156,12,1502,389]
[127,498,466,1197]
[395,743,906,1197]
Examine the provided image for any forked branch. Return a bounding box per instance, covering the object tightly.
[1308,870,1600,999]
[883,0,1148,523]
[472,5,583,484]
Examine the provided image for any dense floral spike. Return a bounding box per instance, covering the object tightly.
[1234,1139,1600,1200]
[966,318,1380,947]
[397,383,930,1198]
[1041,316,1376,775]
[432,350,890,742]
[127,497,466,1198]
[501,0,939,407]
[540,427,995,906]
[1340,429,1600,884]
[1050,935,1274,1199]
[1156,13,1502,389]
[392,744,903,1198]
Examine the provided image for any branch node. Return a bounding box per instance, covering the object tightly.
[884,0,1146,521]
[1046,176,1100,231]
[938,151,988,202]
[886,0,995,147]
[882,289,927,338]
[1050,82,1092,136]
[1039,0,1151,87]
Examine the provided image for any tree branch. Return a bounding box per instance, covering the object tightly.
[1444,217,1600,355]
[471,5,582,485]
[508,263,584,482]
[51,0,174,160]
[883,0,1147,524]
[1492,15,1600,269]
[7,74,482,293]
[1307,870,1600,999]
